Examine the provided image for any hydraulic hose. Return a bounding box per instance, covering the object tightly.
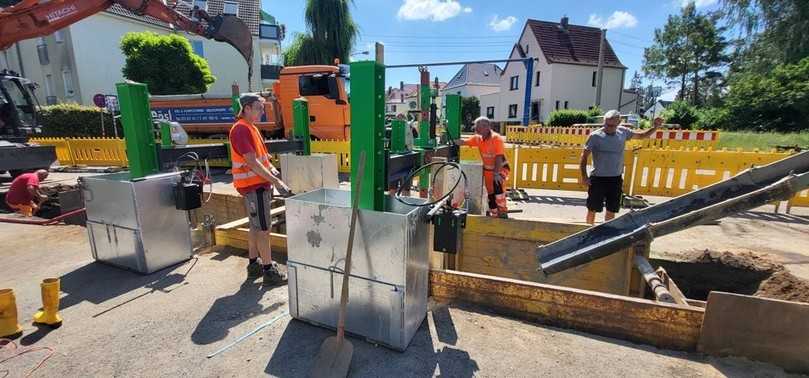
[395,161,467,208]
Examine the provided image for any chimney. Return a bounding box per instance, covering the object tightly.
[560,15,569,31]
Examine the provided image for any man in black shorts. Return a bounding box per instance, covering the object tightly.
[580,110,662,224]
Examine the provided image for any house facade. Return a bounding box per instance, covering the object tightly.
[479,17,627,124]
[441,63,502,98]
[0,0,266,106]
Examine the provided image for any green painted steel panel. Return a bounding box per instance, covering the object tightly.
[292,98,311,155]
[349,61,386,211]
[445,94,461,140]
[116,82,158,179]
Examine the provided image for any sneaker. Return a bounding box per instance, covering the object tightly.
[262,263,288,287]
[247,261,262,278]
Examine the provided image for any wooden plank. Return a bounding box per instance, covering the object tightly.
[699,292,809,374]
[430,269,704,351]
[217,217,250,230]
[214,228,288,253]
[464,216,587,242]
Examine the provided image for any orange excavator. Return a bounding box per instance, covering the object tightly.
[0,0,254,175]
[0,0,254,68]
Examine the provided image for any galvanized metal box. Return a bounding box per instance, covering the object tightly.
[285,188,428,351]
[80,172,192,274]
[280,154,339,194]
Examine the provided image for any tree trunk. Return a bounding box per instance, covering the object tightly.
[693,72,699,106]
[680,70,687,101]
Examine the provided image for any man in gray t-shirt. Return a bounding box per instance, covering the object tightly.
[580,110,662,224]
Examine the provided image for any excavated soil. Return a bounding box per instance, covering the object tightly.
[651,250,809,304]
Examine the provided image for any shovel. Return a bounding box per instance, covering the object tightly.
[309,151,366,378]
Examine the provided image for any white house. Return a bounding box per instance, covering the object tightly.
[644,100,673,119]
[441,63,502,98]
[479,17,627,124]
[0,0,266,106]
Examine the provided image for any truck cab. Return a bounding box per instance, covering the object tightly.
[0,70,40,141]
[276,65,350,140]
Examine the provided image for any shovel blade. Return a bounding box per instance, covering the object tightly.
[309,336,353,378]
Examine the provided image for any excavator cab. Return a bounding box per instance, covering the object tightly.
[0,70,39,142]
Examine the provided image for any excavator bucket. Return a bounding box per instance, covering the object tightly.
[207,15,254,82]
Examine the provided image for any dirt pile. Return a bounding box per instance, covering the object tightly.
[653,250,809,304]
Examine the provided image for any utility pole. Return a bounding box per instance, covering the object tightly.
[595,29,606,108]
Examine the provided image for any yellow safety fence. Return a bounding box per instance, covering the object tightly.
[30,137,808,209]
[504,125,721,150]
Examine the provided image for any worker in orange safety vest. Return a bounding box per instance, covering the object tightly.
[455,116,510,218]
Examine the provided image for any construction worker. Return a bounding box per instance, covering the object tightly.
[5,169,48,217]
[229,94,291,287]
[456,116,510,218]
[580,111,662,224]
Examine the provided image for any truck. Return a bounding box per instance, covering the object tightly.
[0,70,56,176]
[150,65,351,140]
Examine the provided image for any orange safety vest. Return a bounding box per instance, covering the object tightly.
[229,119,272,190]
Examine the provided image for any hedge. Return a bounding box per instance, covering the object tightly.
[547,109,590,126]
[38,103,122,137]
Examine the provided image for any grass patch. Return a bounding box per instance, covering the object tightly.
[717,131,809,151]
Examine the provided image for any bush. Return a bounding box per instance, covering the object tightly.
[587,107,603,117]
[661,101,698,129]
[694,107,730,130]
[38,104,121,137]
[639,119,651,129]
[547,109,590,126]
[121,32,215,95]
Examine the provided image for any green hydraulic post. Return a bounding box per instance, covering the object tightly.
[349,60,386,211]
[116,82,159,179]
[160,121,172,149]
[415,68,435,149]
[231,96,240,116]
[445,94,461,140]
[292,97,311,155]
[390,119,408,154]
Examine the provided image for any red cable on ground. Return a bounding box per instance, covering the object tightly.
[0,338,55,378]
[0,208,86,226]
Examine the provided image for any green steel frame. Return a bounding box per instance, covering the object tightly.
[116,82,159,179]
[292,98,311,155]
[349,61,387,211]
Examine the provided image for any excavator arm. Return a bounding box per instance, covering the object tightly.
[0,0,253,72]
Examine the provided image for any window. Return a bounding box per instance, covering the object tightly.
[223,1,239,16]
[564,101,569,109]
[592,71,597,87]
[535,71,540,87]
[260,24,279,40]
[555,100,560,110]
[36,38,49,66]
[62,67,74,97]
[486,106,495,119]
[193,0,208,11]
[391,104,397,112]
[509,75,519,91]
[44,74,57,105]
[54,30,63,44]
[299,74,338,99]
[508,104,518,119]
[191,40,204,57]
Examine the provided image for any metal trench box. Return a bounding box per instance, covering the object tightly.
[279,153,339,194]
[80,172,192,274]
[285,188,429,351]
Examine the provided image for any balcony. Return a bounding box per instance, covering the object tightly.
[261,65,282,80]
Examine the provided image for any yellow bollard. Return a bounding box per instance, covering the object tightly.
[0,288,23,339]
[33,278,62,327]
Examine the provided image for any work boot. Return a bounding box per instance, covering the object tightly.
[262,263,287,287]
[33,278,62,328]
[0,288,23,339]
[247,261,262,278]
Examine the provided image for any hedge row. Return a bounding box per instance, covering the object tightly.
[38,104,123,137]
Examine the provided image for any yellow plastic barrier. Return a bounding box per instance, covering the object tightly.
[312,139,351,173]
[31,137,127,167]
[30,137,74,166]
[505,126,721,150]
[514,146,632,193]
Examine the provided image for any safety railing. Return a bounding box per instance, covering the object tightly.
[505,126,720,150]
[30,137,808,209]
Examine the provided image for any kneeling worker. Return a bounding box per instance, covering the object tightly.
[455,116,510,218]
[229,94,291,286]
[5,169,49,216]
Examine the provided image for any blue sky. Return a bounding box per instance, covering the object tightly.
[262,0,721,99]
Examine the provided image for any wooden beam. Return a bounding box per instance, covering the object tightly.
[214,206,286,231]
[429,269,705,351]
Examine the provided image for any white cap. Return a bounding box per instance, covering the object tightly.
[604,109,621,119]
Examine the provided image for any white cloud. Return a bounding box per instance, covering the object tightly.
[681,0,718,8]
[587,11,638,29]
[397,0,467,22]
[489,15,517,32]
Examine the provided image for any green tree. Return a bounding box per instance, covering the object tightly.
[120,32,214,95]
[643,4,729,105]
[723,57,809,132]
[720,0,809,68]
[661,100,699,129]
[284,0,358,66]
[461,96,480,129]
